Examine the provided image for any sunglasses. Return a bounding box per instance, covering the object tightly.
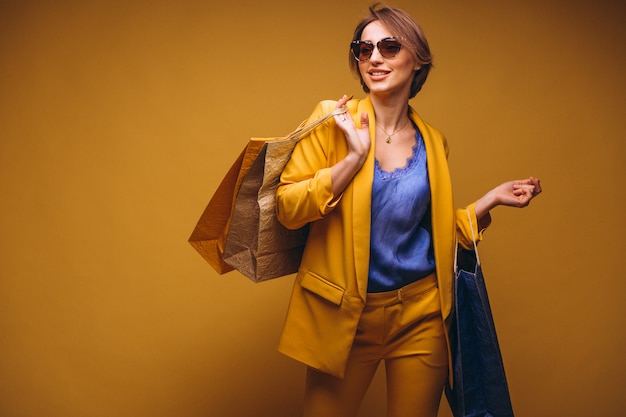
[350,37,402,62]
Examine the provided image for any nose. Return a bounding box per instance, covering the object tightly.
[369,45,384,63]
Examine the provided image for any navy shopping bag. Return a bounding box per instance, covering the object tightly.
[445,211,515,417]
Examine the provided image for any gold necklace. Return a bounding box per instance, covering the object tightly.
[377,118,410,144]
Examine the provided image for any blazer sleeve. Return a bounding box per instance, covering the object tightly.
[456,202,489,249]
[276,101,342,230]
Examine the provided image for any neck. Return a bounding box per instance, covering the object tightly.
[371,96,410,130]
[369,86,411,120]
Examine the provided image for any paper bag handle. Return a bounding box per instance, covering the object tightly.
[286,104,349,141]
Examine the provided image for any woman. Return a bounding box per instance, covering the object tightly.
[275,4,541,417]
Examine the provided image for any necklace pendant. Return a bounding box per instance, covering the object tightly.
[385,136,392,144]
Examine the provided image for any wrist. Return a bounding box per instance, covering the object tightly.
[475,189,498,219]
[344,150,367,170]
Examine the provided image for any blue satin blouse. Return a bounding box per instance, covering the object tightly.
[367,126,435,292]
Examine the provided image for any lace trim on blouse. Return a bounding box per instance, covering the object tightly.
[374,136,422,180]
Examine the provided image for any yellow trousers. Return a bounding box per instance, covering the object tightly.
[303,273,448,417]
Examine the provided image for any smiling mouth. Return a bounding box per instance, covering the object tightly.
[369,71,390,76]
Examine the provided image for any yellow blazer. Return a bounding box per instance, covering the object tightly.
[276,97,486,378]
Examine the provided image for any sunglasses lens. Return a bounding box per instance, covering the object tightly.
[379,39,401,58]
[352,42,374,61]
[351,38,401,61]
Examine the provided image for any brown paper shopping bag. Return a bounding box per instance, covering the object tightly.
[187,140,265,275]
[189,105,348,282]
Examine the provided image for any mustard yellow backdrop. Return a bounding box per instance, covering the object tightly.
[1,1,624,416]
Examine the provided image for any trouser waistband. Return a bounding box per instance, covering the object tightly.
[365,272,437,307]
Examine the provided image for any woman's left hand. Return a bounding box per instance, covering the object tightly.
[474,177,542,221]
[498,176,542,208]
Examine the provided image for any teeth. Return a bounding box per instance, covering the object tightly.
[371,72,387,76]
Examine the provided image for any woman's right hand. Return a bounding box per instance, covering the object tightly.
[333,94,371,167]
[330,95,371,198]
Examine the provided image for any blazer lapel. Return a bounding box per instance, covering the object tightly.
[351,97,376,300]
[410,107,455,320]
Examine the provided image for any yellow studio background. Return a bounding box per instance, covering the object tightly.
[0,1,624,416]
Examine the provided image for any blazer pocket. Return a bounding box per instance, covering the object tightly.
[300,271,345,306]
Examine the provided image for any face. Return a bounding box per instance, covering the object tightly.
[357,21,420,99]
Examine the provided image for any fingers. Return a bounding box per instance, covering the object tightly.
[337,94,351,106]
[336,94,352,112]
[530,176,542,195]
[508,176,542,208]
[513,177,542,198]
[360,111,369,128]
[333,95,370,160]
[334,94,353,123]
[513,184,535,194]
